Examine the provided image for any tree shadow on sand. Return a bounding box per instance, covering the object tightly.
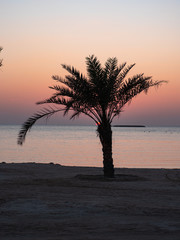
[75,174,147,182]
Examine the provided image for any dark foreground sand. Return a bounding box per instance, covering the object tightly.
[0,163,180,240]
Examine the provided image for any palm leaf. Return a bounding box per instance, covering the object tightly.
[17,107,65,145]
[86,55,104,86]
[117,63,136,84]
[110,77,166,121]
[36,95,69,105]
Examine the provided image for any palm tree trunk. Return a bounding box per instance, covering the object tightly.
[97,123,114,178]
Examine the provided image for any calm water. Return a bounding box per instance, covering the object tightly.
[0,125,180,168]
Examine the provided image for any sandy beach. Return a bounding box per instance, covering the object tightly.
[0,162,180,240]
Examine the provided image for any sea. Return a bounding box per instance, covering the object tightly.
[0,125,180,169]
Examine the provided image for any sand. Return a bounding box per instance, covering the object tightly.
[0,162,180,240]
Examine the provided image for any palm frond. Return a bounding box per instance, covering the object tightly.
[61,64,84,80]
[65,75,88,93]
[49,86,75,98]
[52,71,89,97]
[86,55,103,84]
[53,63,99,110]
[36,96,69,105]
[69,111,81,120]
[110,77,167,121]
[17,107,65,145]
[104,57,118,75]
[52,75,65,83]
[103,59,123,102]
[117,63,136,84]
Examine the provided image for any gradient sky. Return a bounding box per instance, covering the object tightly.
[0,0,180,126]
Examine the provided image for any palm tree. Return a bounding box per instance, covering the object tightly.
[18,55,166,177]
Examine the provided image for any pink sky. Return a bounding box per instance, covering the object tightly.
[0,0,180,126]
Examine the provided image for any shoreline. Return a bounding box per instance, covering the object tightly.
[1,162,180,239]
[1,161,180,169]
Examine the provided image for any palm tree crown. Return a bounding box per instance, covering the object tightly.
[18,55,165,145]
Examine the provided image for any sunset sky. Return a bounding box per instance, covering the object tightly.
[0,0,180,126]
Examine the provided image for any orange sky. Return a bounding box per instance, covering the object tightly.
[0,0,180,126]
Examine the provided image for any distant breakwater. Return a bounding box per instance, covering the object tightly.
[112,125,146,127]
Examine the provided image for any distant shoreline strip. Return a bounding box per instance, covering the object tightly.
[112,125,146,127]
